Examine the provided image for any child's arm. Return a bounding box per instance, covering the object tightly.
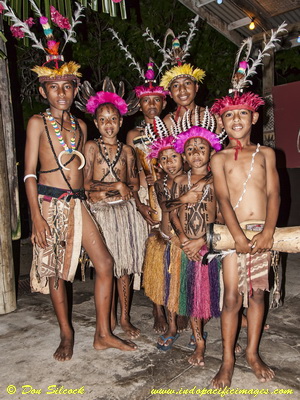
[210,153,251,253]
[125,145,157,224]
[249,147,280,254]
[24,115,51,249]
[162,181,203,212]
[83,142,122,202]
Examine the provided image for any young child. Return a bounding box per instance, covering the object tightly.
[80,85,148,340]
[209,26,284,387]
[169,125,222,365]
[22,6,136,361]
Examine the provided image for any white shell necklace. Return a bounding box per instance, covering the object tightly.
[233,143,260,210]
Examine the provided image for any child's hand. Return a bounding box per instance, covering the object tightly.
[136,203,157,226]
[145,174,155,186]
[235,235,251,254]
[31,215,51,249]
[118,182,132,201]
[181,237,205,261]
[180,183,203,205]
[249,231,274,254]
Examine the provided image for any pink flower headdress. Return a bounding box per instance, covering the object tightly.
[174,126,222,154]
[2,0,85,83]
[86,92,128,116]
[76,77,136,117]
[211,22,287,116]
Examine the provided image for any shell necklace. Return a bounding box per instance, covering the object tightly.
[98,136,122,179]
[233,143,260,210]
[46,109,85,170]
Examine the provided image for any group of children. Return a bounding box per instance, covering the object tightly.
[16,4,281,389]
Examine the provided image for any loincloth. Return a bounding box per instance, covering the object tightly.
[88,198,148,278]
[30,184,84,294]
[237,252,270,307]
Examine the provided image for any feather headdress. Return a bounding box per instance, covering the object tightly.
[146,117,177,159]
[211,22,287,116]
[1,0,84,83]
[75,77,138,117]
[109,28,168,102]
[173,107,221,153]
[150,15,205,89]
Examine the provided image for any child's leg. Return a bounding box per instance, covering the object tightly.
[188,317,205,366]
[49,278,74,361]
[117,274,140,339]
[153,303,168,333]
[246,289,275,382]
[157,310,178,350]
[81,205,137,351]
[212,254,242,388]
[177,315,189,332]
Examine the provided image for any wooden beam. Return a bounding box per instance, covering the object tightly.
[178,0,243,46]
[229,0,272,31]
[251,22,300,44]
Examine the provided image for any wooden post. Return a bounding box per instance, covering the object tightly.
[0,106,17,314]
[262,47,276,147]
[0,18,21,240]
[0,17,18,313]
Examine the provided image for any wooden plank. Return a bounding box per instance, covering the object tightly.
[178,0,243,46]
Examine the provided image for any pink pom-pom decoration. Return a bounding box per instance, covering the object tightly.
[86,91,128,116]
[174,126,222,154]
[134,85,169,99]
[147,136,176,160]
[112,0,122,3]
[40,16,48,25]
[210,92,265,116]
[0,4,5,14]
[145,62,155,81]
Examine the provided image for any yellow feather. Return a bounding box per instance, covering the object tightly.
[160,63,205,89]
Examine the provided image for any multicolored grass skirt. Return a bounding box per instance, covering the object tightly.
[143,233,221,319]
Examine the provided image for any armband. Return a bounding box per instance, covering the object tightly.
[24,174,37,183]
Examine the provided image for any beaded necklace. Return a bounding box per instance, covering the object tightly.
[98,136,122,179]
[46,108,76,153]
[233,143,260,210]
[163,174,171,200]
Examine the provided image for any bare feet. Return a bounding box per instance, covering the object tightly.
[177,315,189,333]
[94,333,137,351]
[53,335,74,362]
[153,306,168,334]
[188,339,205,366]
[211,359,235,389]
[246,352,275,382]
[120,319,140,339]
[235,342,243,354]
